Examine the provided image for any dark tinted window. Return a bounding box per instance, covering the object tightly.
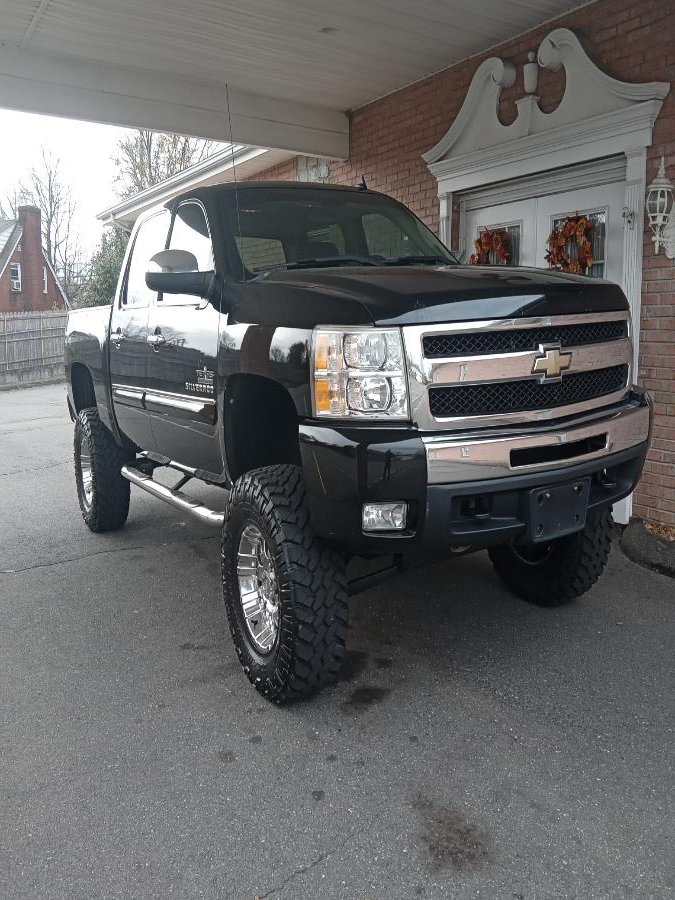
[220,187,453,276]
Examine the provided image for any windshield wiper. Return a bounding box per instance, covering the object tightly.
[383,255,457,266]
[253,256,381,278]
[286,255,381,270]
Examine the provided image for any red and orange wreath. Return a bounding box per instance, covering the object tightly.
[469,227,512,266]
[546,214,595,275]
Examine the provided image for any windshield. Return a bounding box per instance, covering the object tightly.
[219,186,456,277]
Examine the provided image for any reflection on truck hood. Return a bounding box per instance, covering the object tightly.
[237,265,628,328]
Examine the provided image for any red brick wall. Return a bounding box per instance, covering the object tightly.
[250,159,298,181]
[252,0,675,526]
[0,206,65,313]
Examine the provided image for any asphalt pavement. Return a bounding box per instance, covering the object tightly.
[1,382,674,900]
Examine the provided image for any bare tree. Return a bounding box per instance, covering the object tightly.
[112,130,220,199]
[0,187,24,220]
[3,149,88,305]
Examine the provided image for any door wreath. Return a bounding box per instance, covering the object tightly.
[469,227,512,265]
[546,214,595,275]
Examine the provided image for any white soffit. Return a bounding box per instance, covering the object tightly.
[97,146,297,229]
[0,0,586,157]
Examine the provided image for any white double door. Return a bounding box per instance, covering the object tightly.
[464,181,626,284]
[465,180,632,523]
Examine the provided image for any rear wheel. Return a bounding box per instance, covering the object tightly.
[74,407,130,532]
[221,464,348,703]
[488,506,613,606]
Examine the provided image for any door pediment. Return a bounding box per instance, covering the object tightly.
[424,28,669,193]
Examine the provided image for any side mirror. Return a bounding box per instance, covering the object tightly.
[145,248,218,301]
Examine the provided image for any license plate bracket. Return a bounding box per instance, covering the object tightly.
[526,478,591,543]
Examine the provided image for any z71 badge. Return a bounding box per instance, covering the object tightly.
[185,364,215,394]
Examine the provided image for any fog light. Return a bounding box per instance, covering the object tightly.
[362,502,407,532]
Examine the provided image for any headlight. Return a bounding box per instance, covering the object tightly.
[313,327,409,419]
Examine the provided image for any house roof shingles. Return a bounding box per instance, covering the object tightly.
[0,219,23,279]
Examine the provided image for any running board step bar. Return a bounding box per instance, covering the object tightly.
[121,464,224,527]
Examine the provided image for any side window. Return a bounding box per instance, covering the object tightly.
[124,211,170,308]
[162,202,214,304]
[306,223,346,255]
[170,202,213,269]
[235,236,286,274]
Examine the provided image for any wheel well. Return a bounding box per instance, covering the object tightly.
[71,363,96,413]
[225,374,301,481]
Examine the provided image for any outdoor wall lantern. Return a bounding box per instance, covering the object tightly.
[646,156,675,257]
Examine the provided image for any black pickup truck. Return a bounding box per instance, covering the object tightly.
[65,181,650,703]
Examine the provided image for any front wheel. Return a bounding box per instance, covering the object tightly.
[221,464,348,704]
[488,506,613,606]
[74,407,130,532]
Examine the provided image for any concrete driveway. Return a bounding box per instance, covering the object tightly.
[1,382,674,900]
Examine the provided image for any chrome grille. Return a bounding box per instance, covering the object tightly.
[402,312,632,431]
[428,365,628,418]
[422,320,627,358]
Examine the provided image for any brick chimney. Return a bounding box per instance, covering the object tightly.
[16,206,43,310]
[18,205,42,249]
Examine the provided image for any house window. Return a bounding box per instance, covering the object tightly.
[551,209,607,278]
[476,223,522,266]
[43,266,48,293]
[10,263,21,291]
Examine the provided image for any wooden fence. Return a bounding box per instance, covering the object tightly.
[0,310,68,386]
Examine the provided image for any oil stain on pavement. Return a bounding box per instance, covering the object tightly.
[412,793,489,871]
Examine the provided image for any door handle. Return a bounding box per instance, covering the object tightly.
[111,328,124,349]
[146,333,167,350]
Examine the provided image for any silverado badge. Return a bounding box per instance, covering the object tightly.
[185,364,215,394]
[532,343,572,383]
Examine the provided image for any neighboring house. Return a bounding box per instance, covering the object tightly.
[0,206,68,313]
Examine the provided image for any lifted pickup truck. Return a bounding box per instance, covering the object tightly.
[66,181,650,703]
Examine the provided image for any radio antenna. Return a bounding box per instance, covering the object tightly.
[225,82,246,284]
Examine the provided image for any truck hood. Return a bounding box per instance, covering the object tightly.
[237,264,628,328]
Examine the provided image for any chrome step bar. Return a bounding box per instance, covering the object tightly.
[121,464,225,527]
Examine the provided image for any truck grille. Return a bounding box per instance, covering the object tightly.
[429,364,628,419]
[422,320,627,358]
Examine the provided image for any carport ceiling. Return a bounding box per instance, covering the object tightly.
[1,0,586,157]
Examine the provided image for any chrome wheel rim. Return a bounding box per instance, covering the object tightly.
[237,524,280,654]
[79,435,94,508]
[510,542,553,566]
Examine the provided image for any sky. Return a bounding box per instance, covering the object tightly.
[0,108,126,255]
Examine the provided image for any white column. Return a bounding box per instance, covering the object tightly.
[438,192,453,248]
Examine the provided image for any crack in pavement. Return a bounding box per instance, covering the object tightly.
[0,460,70,477]
[1,535,218,575]
[254,812,382,900]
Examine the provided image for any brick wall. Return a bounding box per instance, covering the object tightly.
[253,0,675,526]
[0,206,66,313]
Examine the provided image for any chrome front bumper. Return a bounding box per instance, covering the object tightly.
[423,395,650,484]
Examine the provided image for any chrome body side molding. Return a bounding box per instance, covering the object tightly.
[112,383,216,416]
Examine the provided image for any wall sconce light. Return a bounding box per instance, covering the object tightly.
[646,155,674,256]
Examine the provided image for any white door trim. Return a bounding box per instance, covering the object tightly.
[423,28,670,523]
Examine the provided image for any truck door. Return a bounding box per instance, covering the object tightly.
[144,200,222,475]
[109,209,170,451]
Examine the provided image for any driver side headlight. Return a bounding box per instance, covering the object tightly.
[312,327,409,419]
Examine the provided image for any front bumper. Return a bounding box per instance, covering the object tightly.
[299,389,651,555]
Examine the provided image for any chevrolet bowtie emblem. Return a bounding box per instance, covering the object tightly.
[532,343,572,382]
